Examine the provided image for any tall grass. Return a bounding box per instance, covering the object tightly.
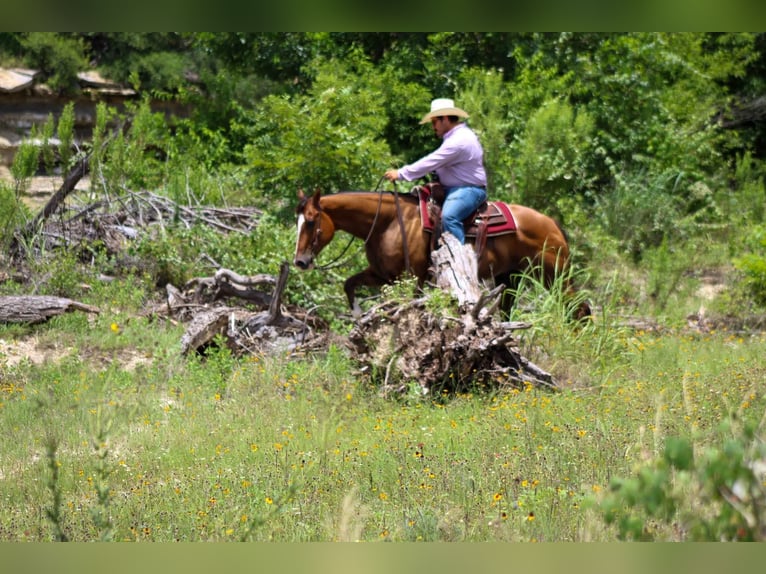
[503,259,631,388]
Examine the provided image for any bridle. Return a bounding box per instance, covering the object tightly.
[301,181,384,271]
[298,177,412,274]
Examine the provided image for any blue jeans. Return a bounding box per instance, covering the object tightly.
[442,186,487,243]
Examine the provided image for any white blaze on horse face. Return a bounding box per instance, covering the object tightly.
[295,213,306,260]
[294,213,314,269]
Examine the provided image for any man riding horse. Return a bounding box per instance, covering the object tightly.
[294,98,592,321]
[384,98,487,245]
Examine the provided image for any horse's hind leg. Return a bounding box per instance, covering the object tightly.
[494,271,519,318]
[344,268,385,317]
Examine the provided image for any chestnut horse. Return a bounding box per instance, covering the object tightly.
[293,189,590,319]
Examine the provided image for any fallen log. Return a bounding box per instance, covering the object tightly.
[179,307,237,355]
[0,295,99,324]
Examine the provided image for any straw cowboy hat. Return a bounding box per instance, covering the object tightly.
[419,98,470,124]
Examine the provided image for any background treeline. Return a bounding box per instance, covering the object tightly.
[2,32,766,317]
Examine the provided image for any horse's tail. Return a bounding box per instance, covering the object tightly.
[552,218,592,320]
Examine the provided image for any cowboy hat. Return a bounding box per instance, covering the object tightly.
[419,98,470,124]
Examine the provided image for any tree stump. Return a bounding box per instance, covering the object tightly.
[347,233,557,395]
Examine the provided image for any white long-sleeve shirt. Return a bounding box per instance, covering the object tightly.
[398,123,487,188]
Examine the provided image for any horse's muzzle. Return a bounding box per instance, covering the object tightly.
[293,255,314,270]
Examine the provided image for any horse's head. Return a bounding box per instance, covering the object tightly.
[294,188,335,270]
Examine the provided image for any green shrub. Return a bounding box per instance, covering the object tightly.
[593,171,688,262]
[727,152,766,225]
[240,54,394,217]
[20,32,87,94]
[596,423,766,541]
[456,68,514,199]
[56,102,76,173]
[734,225,766,306]
[511,98,595,216]
[9,140,39,195]
[0,182,31,250]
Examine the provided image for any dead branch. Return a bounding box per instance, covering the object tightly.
[177,262,315,356]
[13,120,131,256]
[184,267,276,306]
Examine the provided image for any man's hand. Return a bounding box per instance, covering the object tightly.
[384,169,399,182]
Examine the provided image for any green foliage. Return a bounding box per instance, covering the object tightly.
[101,99,174,191]
[240,54,393,216]
[374,66,432,164]
[88,102,114,193]
[131,224,208,287]
[593,170,705,262]
[728,152,766,225]
[575,33,735,185]
[127,51,188,95]
[20,32,87,94]
[734,225,766,307]
[378,275,420,306]
[56,102,75,172]
[597,425,766,541]
[80,33,191,95]
[29,248,94,299]
[0,182,31,249]
[511,98,595,214]
[10,140,40,194]
[191,32,323,86]
[458,68,514,198]
[37,114,56,175]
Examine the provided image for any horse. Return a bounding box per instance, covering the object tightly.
[293,188,591,319]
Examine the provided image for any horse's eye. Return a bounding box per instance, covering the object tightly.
[305,220,315,229]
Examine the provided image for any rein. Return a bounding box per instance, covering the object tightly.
[391,181,412,275]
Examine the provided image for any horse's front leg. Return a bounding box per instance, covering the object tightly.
[344,267,385,317]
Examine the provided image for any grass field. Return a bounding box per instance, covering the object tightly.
[2,278,765,541]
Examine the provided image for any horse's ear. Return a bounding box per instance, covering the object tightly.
[311,187,322,206]
[297,188,305,200]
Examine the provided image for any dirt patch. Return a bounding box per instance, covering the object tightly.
[0,335,72,367]
[1,335,153,371]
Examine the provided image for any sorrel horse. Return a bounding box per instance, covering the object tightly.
[293,188,590,319]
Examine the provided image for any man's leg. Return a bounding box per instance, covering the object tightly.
[441,186,487,243]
